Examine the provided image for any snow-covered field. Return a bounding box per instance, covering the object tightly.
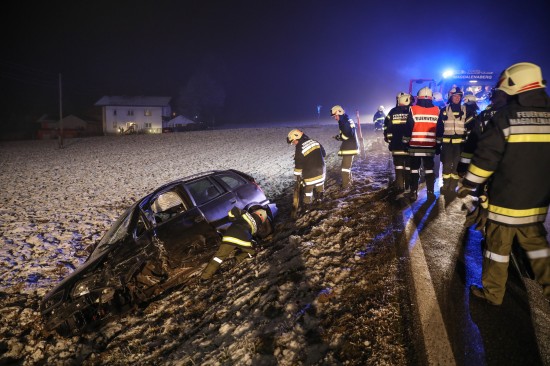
[0,126,413,365]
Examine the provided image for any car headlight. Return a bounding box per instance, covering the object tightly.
[72,282,91,298]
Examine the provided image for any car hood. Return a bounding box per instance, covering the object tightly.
[41,240,118,304]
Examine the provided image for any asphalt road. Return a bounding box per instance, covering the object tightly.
[401,173,550,366]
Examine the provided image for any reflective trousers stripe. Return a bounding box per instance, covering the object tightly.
[213,257,223,264]
[484,250,510,263]
[527,248,550,259]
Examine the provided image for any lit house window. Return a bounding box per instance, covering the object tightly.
[144,109,152,116]
[127,110,134,116]
[145,123,152,128]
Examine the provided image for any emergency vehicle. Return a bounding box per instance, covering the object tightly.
[408,69,497,110]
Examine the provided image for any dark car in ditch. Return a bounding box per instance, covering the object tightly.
[40,169,277,335]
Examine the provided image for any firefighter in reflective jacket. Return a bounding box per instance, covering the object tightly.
[403,87,444,201]
[384,92,412,194]
[201,207,268,280]
[440,87,476,193]
[287,129,326,205]
[331,105,360,188]
[458,62,550,305]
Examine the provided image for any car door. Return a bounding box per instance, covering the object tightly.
[147,187,219,268]
[184,176,237,230]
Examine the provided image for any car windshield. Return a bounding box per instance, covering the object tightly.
[94,204,136,253]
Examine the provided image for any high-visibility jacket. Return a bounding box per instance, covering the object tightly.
[337,114,360,156]
[405,103,443,156]
[293,136,326,186]
[441,103,475,143]
[464,90,550,225]
[384,105,410,155]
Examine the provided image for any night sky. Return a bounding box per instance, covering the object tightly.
[3,0,550,127]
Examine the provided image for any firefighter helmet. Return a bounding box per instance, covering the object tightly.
[417,87,433,99]
[286,129,303,144]
[330,105,345,116]
[448,87,463,98]
[433,92,443,101]
[396,92,411,106]
[496,62,546,95]
[378,105,385,112]
[253,209,268,223]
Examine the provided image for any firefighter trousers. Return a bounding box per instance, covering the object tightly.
[441,143,461,190]
[481,222,550,304]
[408,156,435,193]
[303,183,324,204]
[392,155,410,191]
[341,155,354,188]
[201,242,255,279]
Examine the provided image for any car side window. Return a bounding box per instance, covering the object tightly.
[185,178,222,205]
[150,191,186,223]
[217,173,247,190]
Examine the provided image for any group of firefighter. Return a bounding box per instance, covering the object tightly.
[202,61,550,308]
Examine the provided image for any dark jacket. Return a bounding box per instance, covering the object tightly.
[464,89,550,226]
[293,135,326,186]
[384,105,410,155]
[337,114,359,156]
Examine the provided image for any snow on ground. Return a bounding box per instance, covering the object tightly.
[0,126,415,365]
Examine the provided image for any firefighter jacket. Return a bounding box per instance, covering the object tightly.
[293,135,326,186]
[373,110,385,126]
[223,207,267,247]
[440,103,475,143]
[459,105,502,167]
[336,114,360,156]
[404,100,444,156]
[384,105,410,155]
[464,89,550,226]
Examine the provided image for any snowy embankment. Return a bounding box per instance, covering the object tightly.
[0,126,414,365]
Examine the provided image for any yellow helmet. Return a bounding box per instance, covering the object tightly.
[496,62,546,95]
[286,129,303,144]
[330,105,345,116]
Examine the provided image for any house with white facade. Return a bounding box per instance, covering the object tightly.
[95,96,172,135]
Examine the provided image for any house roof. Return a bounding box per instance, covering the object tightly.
[94,96,171,107]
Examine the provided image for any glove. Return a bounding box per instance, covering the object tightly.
[333,135,342,141]
[442,114,448,121]
[463,194,489,232]
[402,136,410,144]
[458,110,464,118]
[457,179,477,198]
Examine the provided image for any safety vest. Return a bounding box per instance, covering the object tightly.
[442,104,467,142]
[409,105,440,148]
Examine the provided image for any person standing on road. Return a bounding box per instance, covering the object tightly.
[458,62,550,306]
[287,129,326,208]
[331,105,360,188]
[201,207,270,280]
[440,87,476,193]
[384,92,412,196]
[403,87,444,201]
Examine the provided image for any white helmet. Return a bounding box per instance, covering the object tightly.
[496,62,546,95]
[463,94,477,104]
[286,129,303,144]
[378,105,385,112]
[417,87,433,99]
[433,92,443,101]
[396,92,411,106]
[330,105,345,116]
